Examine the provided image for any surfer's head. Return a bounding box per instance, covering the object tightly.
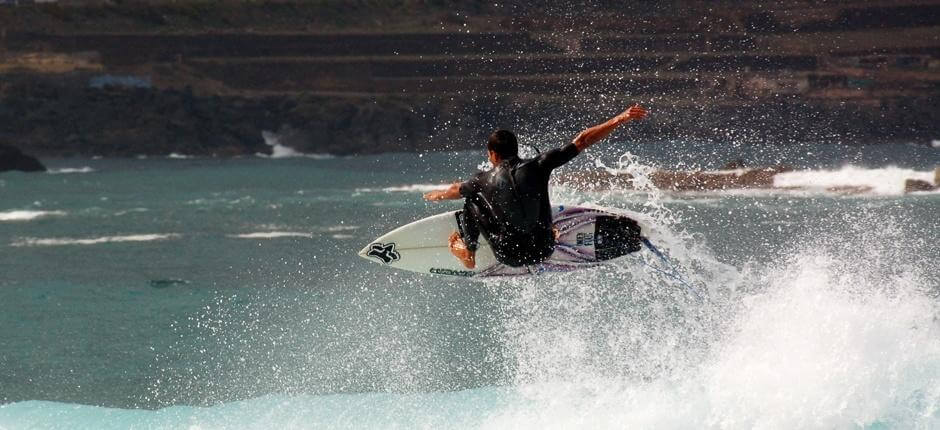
[487,129,518,163]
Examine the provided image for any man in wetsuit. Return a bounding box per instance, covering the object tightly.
[423,104,648,269]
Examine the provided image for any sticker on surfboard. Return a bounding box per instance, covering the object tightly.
[365,242,400,264]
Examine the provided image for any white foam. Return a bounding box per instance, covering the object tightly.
[0,210,66,221]
[11,233,179,247]
[114,208,149,216]
[167,153,194,159]
[231,232,314,239]
[258,130,335,159]
[255,150,334,160]
[774,165,935,195]
[696,256,940,428]
[567,164,937,197]
[324,225,359,232]
[47,167,94,174]
[488,220,940,429]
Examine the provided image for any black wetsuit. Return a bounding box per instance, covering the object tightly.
[457,143,580,267]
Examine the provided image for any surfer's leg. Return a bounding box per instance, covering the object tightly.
[450,201,483,269]
[456,201,482,252]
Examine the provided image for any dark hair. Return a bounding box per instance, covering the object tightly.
[487,129,518,158]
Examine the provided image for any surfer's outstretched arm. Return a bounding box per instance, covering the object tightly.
[423,182,462,201]
[572,104,647,152]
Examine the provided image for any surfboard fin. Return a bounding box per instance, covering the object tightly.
[595,215,643,261]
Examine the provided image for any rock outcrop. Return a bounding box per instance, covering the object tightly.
[558,165,793,192]
[0,144,46,172]
[904,179,937,193]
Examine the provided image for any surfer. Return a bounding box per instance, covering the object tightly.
[424,104,648,269]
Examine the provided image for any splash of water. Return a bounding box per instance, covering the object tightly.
[488,177,940,428]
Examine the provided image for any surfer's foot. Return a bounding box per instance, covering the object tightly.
[448,232,476,269]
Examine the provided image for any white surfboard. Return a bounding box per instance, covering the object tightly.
[358,205,657,278]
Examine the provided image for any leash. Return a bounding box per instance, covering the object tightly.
[640,238,706,301]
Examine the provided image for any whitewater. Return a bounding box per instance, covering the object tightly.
[0,145,938,429]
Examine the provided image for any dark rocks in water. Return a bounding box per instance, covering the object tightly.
[557,165,793,192]
[648,166,793,191]
[826,185,874,194]
[0,144,46,172]
[904,179,936,194]
[149,279,189,289]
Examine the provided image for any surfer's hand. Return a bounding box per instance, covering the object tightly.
[617,104,647,123]
[424,182,462,201]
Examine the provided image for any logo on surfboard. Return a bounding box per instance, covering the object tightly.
[366,242,400,264]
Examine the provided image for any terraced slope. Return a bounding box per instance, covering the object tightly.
[1,0,938,156]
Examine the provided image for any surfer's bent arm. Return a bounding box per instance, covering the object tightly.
[572,104,647,152]
[423,182,462,201]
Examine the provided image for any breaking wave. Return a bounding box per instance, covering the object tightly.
[47,167,95,174]
[0,210,66,222]
[10,233,180,247]
[2,153,937,429]
[258,130,335,159]
[774,165,937,195]
[231,232,314,239]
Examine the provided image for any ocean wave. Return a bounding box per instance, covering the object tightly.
[477,212,940,429]
[324,225,359,232]
[0,389,514,430]
[185,196,255,206]
[47,167,95,174]
[10,234,180,247]
[558,165,937,198]
[255,151,335,160]
[258,130,335,159]
[113,208,150,216]
[167,153,195,159]
[230,232,314,239]
[774,165,935,195]
[0,210,66,221]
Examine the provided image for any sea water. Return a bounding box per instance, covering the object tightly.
[0,142,938,429]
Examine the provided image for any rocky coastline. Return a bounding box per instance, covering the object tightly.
[1,0,938,158]
[559,165,940,194]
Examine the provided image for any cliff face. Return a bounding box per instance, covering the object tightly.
[1,0,938,157]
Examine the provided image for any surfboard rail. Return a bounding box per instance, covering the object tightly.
[358,205,658,278]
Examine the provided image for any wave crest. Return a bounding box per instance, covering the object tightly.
[11,234,180,247]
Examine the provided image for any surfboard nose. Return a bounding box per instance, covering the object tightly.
[359,241,403,265]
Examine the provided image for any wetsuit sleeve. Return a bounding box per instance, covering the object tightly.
[536,142,580,171]
[459,172,483,198]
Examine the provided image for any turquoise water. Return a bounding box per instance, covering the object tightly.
[1,144,939,429]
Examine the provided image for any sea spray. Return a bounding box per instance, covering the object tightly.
[136,153,940,428]
[702,252,940,429]
[484,196,939,429]
[481,249,939,428]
